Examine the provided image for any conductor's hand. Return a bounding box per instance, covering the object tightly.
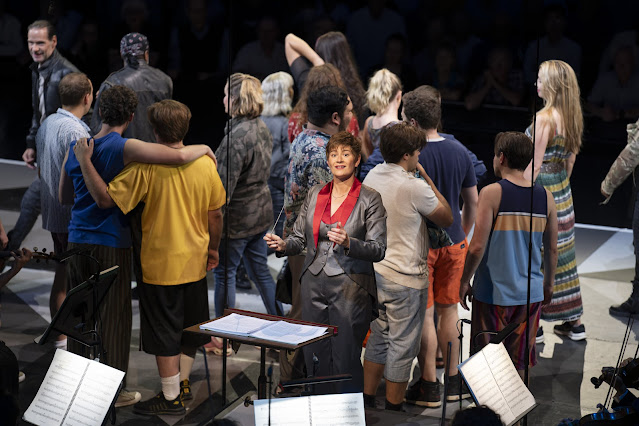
[459,281,473,311]
[328,221,349,248]
[264,233,286,252]
[207,248,219,271]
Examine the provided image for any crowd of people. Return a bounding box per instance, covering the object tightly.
[2,1,639,423]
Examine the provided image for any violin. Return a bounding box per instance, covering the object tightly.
[0,248,58,263]
[591,361,639,391]
[579,406,636,425]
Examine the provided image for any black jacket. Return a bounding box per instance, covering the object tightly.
[28,50,79,149]
[90,62,173,142]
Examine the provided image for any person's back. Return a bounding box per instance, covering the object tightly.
[66,132,130,247]
[473,179,547,305]
[419,135,475,243]
[111,156,221,284]
[90,33,172,142]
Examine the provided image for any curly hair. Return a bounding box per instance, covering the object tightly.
[98,85,138,126]
[292,63,345,125]
[261,71,294,117]
[307,85,349,128]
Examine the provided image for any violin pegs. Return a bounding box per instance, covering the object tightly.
[33,247,38,252]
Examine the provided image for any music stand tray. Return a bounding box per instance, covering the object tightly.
[37,265,120,348]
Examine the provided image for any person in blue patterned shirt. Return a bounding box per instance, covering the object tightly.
[279,85,352,386]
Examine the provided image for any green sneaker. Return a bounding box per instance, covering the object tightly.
[133,392,185,416]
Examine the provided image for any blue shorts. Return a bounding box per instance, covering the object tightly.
[364,272,428,382]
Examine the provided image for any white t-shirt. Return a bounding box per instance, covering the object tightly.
[363,162,439,289]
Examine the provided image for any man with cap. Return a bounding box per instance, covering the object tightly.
[90,32,173,295]
[90,32,173,142]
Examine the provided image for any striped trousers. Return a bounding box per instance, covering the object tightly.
[66,242,132,386]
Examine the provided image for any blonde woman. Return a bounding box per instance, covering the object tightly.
[212,74,280,351]
[359,69,402,179]
[261,72,294,239]
[525,60,585,341]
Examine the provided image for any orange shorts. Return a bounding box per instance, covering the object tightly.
[427,239,468,308]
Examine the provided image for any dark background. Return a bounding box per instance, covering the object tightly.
[0,0,636,228]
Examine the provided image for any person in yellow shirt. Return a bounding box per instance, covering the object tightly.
[74,100,225,416]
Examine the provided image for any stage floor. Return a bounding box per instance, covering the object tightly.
[1,161,638,425]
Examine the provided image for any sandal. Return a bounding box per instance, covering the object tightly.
[436,357,445,369]
[204,337,233,356]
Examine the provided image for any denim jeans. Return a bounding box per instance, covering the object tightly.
[8,178,40,251]
[214,231,280,317]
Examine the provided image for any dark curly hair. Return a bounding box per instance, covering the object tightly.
[307,85,349,128]
[98,85,138,126]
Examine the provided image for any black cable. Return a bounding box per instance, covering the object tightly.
[523,13,543,426]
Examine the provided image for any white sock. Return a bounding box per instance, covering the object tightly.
[161,373,180,401]
[179,354,195,382]
[54,338,67,351]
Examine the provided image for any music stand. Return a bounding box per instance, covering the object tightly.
[37,265,119,357]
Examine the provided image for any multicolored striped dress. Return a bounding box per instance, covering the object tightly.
[526,125,583,321]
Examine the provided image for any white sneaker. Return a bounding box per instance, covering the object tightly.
[18,371,25,383]
[115,390,141,408]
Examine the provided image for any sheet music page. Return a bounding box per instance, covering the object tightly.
[309,393,366,426]
[63,360,125,426]
[23,349,88,426]
[251,321,327,345]
[199,313,274,335]
[458,348,514,425]
[254,396,311,425]
[482,343,536,424]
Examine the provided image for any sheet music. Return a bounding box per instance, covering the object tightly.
[64,361,125,425]
[483,343,536,424]
[23,349,124,426]
[254,398,311,425]
[251,321,327,345]
[458,349,511,423]
[254,393,365,426]
[24,350,86,425]
[459,343,536,426]
[309,393,366,426]
[199,313,274,335]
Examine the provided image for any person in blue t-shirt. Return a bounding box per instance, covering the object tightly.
[403,85,478,407]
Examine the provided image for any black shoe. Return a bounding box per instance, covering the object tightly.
[363,393,376,408]
[180,379,192,401]
[553,322,586,341]
[133,392,185,416]
[404,378,441,407]
[536,326,544,344]
[446,374,471,401]
[610,296,639,317]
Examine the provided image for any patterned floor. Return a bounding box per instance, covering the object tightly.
[1,161,638,425]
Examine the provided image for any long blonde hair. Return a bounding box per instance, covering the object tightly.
[535,60,583,154]
[366,68,402,115]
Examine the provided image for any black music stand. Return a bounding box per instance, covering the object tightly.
[36,265,119,358]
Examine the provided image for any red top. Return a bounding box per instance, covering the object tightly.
[312,179,362,248]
